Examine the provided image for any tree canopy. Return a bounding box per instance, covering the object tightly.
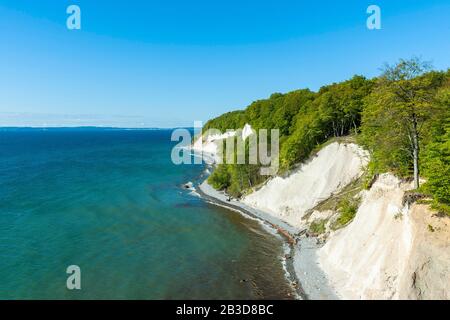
[206,59,449,212]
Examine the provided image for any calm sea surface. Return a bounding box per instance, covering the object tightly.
[0,128,294,299]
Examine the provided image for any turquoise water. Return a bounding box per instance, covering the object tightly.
[0,128,294,299]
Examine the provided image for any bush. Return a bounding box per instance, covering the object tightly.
[208,164,231,190]
[430,201,450,217]
[334,197,360,228]
[309,219,326,235]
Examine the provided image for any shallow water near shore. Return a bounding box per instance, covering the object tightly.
[0,128,295,299]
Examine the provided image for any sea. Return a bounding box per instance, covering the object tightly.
[0,128,295,299]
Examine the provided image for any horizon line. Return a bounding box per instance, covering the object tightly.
[0,126,194,130]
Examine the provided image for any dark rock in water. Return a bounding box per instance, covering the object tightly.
[183,182,194,189]
[285,254,292,260]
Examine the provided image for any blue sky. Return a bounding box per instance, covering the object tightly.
[0,0,449,127]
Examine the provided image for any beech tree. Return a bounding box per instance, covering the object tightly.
[362,58,446,189]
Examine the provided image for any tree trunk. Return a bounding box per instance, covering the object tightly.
[412,116,420,189]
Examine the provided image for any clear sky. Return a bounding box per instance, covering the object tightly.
[0,0,449,127]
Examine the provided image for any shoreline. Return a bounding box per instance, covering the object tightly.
[196,180,338,300]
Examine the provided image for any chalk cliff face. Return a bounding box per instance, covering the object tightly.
[317,173,450,300]
[192,123,254,163]
[398,204,450,300]
[197,129,450,299]
[317,174,414,299]
[242,142,369,229]
[240,140,449,300]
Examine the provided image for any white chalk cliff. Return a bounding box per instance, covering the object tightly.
[242,142,369,229]
[318,173,450,300]
[245,143,449,300]
[197,129,450,299]
[192,123,255,163]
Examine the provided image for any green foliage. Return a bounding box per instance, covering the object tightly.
[206,76,374,173]
[430,202,450,217]
[359,59,447,182]
[204,110,247,134]
[359,61,449,209]
[205,59,449,212]
[333,197,360,229]
[208,137,266,197]
[208,162,266,198]
[278,76,374,170]
[309,219,326,235]
[208,164,231,190]
[421,87,450,209]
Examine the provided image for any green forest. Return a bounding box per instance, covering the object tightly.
[205,58,449,215]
